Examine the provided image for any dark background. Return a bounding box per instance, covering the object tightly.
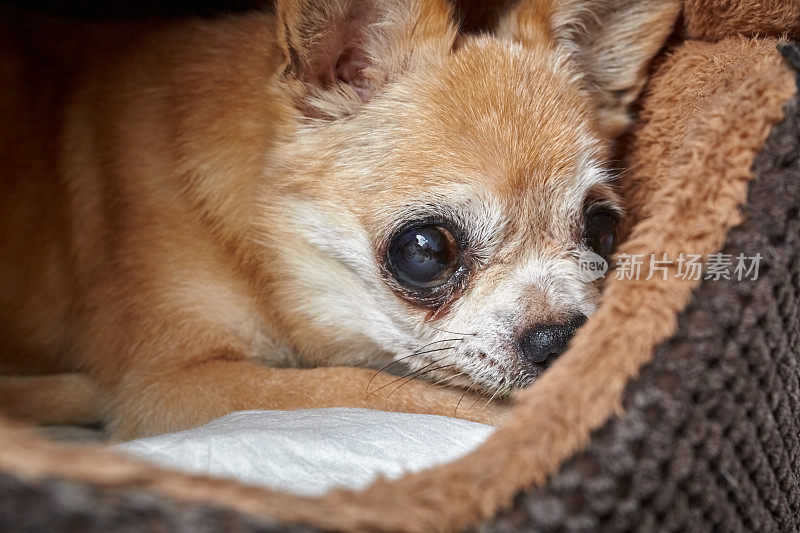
[0,0,269,18]
[0,0,514,33]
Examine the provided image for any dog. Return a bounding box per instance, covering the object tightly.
[0,0,678,438]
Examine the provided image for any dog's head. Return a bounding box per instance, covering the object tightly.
[261,0,678,394]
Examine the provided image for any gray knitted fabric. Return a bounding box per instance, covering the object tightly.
[0,473,314,533]
[1,48,798,533]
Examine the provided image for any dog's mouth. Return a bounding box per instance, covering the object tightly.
[368,328,566,401]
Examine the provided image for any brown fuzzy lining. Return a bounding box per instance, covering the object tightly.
[0,37,795,533]
[683,0,800,42]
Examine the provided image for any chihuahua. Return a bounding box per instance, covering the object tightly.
[0,0,678,438]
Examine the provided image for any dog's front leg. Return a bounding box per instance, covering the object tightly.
[110,359,510,439]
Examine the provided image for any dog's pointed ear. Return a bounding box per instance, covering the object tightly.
[276,0,456,118]
[499,0,680,138]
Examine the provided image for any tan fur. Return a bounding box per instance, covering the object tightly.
[0,0,677,438]
[0,375,100,426]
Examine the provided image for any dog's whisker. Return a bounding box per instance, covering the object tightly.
[365,346,456,396]
[365,339,463,396]
[368,357,449,397]
[454,382,475,418]
[392,364,459,401]
[368,345,457,387]
[483,385,502,409]
[426,325,478,337]
[458,394,483,420]
[385,363,458,399]
[397,367,464,405]
[432,371,466,388]
[371,362,440,398]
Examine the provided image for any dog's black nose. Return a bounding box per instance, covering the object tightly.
[518,314,588,365]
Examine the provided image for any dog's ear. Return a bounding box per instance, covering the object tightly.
[276,0,456,118]
[498,0,680,138]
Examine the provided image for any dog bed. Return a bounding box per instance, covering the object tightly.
[1,2,800,531]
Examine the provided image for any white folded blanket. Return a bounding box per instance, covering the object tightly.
[116,408,493,496]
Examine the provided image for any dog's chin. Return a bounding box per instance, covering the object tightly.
[408,352,543,398]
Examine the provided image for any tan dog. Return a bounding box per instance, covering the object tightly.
[0,0,678,438]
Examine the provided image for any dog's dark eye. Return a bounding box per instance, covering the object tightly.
[388,225,459,289]
[584,210,618,259]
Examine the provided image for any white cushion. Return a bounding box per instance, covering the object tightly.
[116,408,492,496]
